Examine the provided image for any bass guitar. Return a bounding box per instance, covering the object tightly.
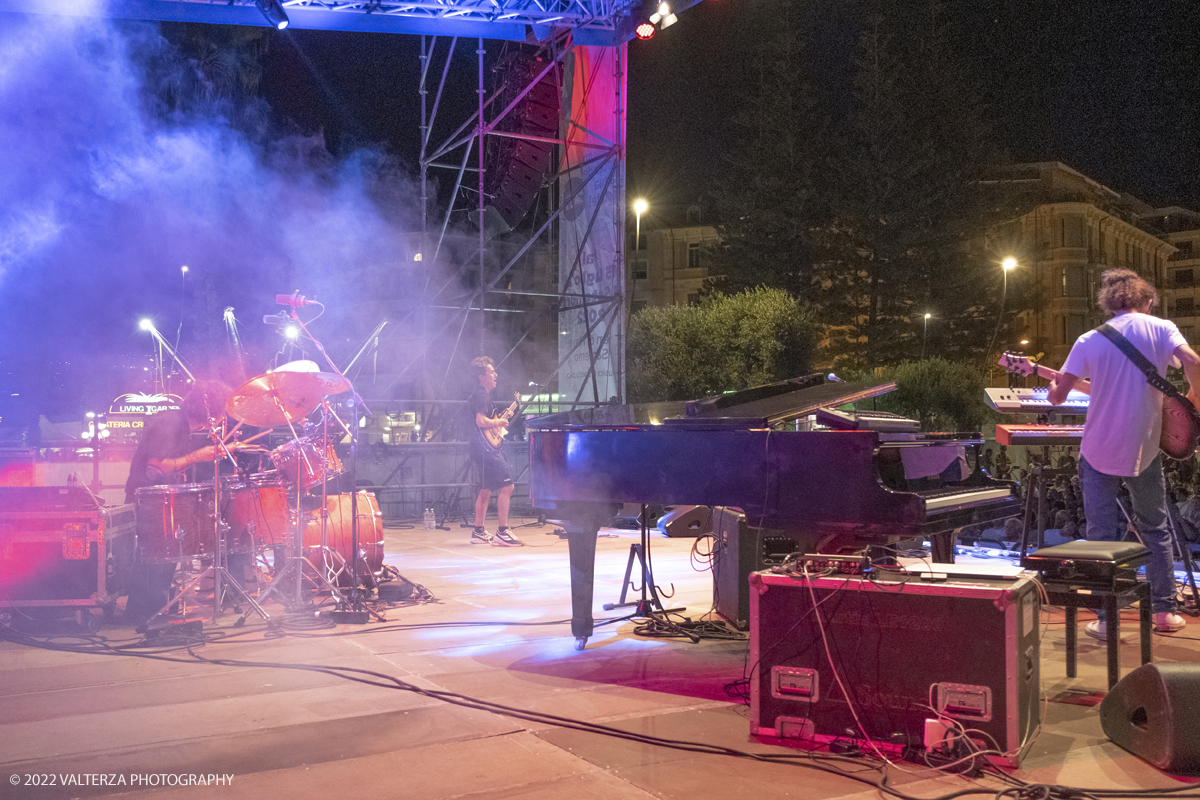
[481,391,522,451]
[998,352,1200,460]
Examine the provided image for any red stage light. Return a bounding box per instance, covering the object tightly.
[634,21,656,40]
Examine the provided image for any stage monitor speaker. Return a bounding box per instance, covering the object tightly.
[656,505,712,538]
[1100,662,1200,773]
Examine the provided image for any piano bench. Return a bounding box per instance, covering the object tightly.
[1026,542,1153,690]
[1041,579,1152,690]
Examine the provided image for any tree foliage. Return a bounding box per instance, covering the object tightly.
[845,357,1000,433]
[626,288,820,403]
[708,1,1016,370]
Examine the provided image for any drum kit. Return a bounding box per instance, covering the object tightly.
[134,360,384,623]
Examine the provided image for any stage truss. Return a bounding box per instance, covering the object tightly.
[3,0,704,429]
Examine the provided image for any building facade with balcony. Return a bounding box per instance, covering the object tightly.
[993,163,1183,366]
[1147,207,1200,343]
[626,204,719,313]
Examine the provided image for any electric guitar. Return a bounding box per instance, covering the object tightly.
[998,352,1200,460]
[480,392,522,451]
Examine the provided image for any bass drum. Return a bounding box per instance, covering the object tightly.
[302,492,384,587]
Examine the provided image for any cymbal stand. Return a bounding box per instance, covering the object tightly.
[288,304,383,622]
[146,419,270,627]
[308,400,364,591]
[255,398,345,611]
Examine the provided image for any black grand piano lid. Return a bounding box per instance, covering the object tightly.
[525,373,898,429]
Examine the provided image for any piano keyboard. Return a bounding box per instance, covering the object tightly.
[920,487,1015,511]
[995,424,1084,446]
[984,386,1090,416]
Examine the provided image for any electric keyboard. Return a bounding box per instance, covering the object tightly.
[995,424,1084,447]
[984,386,1090,416]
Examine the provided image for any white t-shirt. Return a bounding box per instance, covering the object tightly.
[1060,311,1186,476]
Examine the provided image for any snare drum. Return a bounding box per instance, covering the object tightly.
[223,478,290,549]
[270,436,344,492]
[135,483,217,563]
[303,491,384,587]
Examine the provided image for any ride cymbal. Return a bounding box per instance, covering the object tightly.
[225,371,349,427]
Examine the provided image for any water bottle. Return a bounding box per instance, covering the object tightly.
[424,508,434,530]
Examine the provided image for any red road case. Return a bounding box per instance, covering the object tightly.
[0,487,135,610]
[749,569,1041,767]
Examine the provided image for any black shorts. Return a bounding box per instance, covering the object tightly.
[475,448,514,492]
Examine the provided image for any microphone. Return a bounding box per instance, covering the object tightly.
[263,312,289,325]
[276,292,311,308]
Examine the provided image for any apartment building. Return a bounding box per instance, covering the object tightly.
[626,204,719,312]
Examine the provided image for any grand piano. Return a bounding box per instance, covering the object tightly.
[526,374,1019,647]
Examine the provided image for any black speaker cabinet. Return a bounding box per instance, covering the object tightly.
[750,570,1041,767]
[1100,663,1200,773]
[656,505,713,537]
[712,507,810,630]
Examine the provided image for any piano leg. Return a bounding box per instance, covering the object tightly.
[559,502,616,646]
[930,530,957,563]
[567,524,598,641]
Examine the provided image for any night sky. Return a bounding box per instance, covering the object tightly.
[623,0,1200,209]
[2,0,1198,425]
[258,1,1200,210]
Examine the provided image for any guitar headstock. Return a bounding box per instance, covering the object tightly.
[998,351,1037,377]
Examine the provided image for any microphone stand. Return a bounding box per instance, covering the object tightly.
[285,299,383,623]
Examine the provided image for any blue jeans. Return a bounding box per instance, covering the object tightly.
[1078,454,1177,615]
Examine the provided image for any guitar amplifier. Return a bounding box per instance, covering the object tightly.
[712,507,812,630]
[749,570,1041,767]
[0,487,136,608]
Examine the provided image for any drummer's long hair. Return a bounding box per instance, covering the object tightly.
[181,380,232,423]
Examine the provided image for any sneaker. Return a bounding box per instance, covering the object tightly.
[470,527,493,544]
[1154,612,1187,633]
[1084,620,1128,643]
[492,527,525,547]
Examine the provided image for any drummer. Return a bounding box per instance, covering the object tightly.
[124,380,257,624]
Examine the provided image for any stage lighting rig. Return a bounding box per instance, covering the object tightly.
[254,0,290,30]
[634,1,679,39]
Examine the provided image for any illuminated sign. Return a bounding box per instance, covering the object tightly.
[104,393,182,443]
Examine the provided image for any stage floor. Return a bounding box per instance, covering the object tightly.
[2,519,1197,798]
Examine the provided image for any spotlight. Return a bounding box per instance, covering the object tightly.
[139,318,154,331]
[634,21,656,39]
[284,324,300,340]
[255,0,289,30]
[649,2,677,29]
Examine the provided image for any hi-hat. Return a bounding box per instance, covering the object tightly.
[226,370,349,427]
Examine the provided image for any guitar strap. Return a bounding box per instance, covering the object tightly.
[1094,323,1185,401]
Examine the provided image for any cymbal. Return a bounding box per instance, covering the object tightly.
[225,370,349,427]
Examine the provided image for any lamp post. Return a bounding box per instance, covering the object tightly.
[922,313,932,358]
[988,257,1018,358]
[633,198,647,252]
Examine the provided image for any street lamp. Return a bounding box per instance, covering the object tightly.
[633,198,648,252]
[922,313,932,358]
[988,257,1018,357]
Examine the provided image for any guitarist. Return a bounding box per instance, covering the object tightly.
[1048,268,1200,638]
[467,356,524,546]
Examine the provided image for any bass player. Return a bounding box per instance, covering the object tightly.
[1048,268,1200,638]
